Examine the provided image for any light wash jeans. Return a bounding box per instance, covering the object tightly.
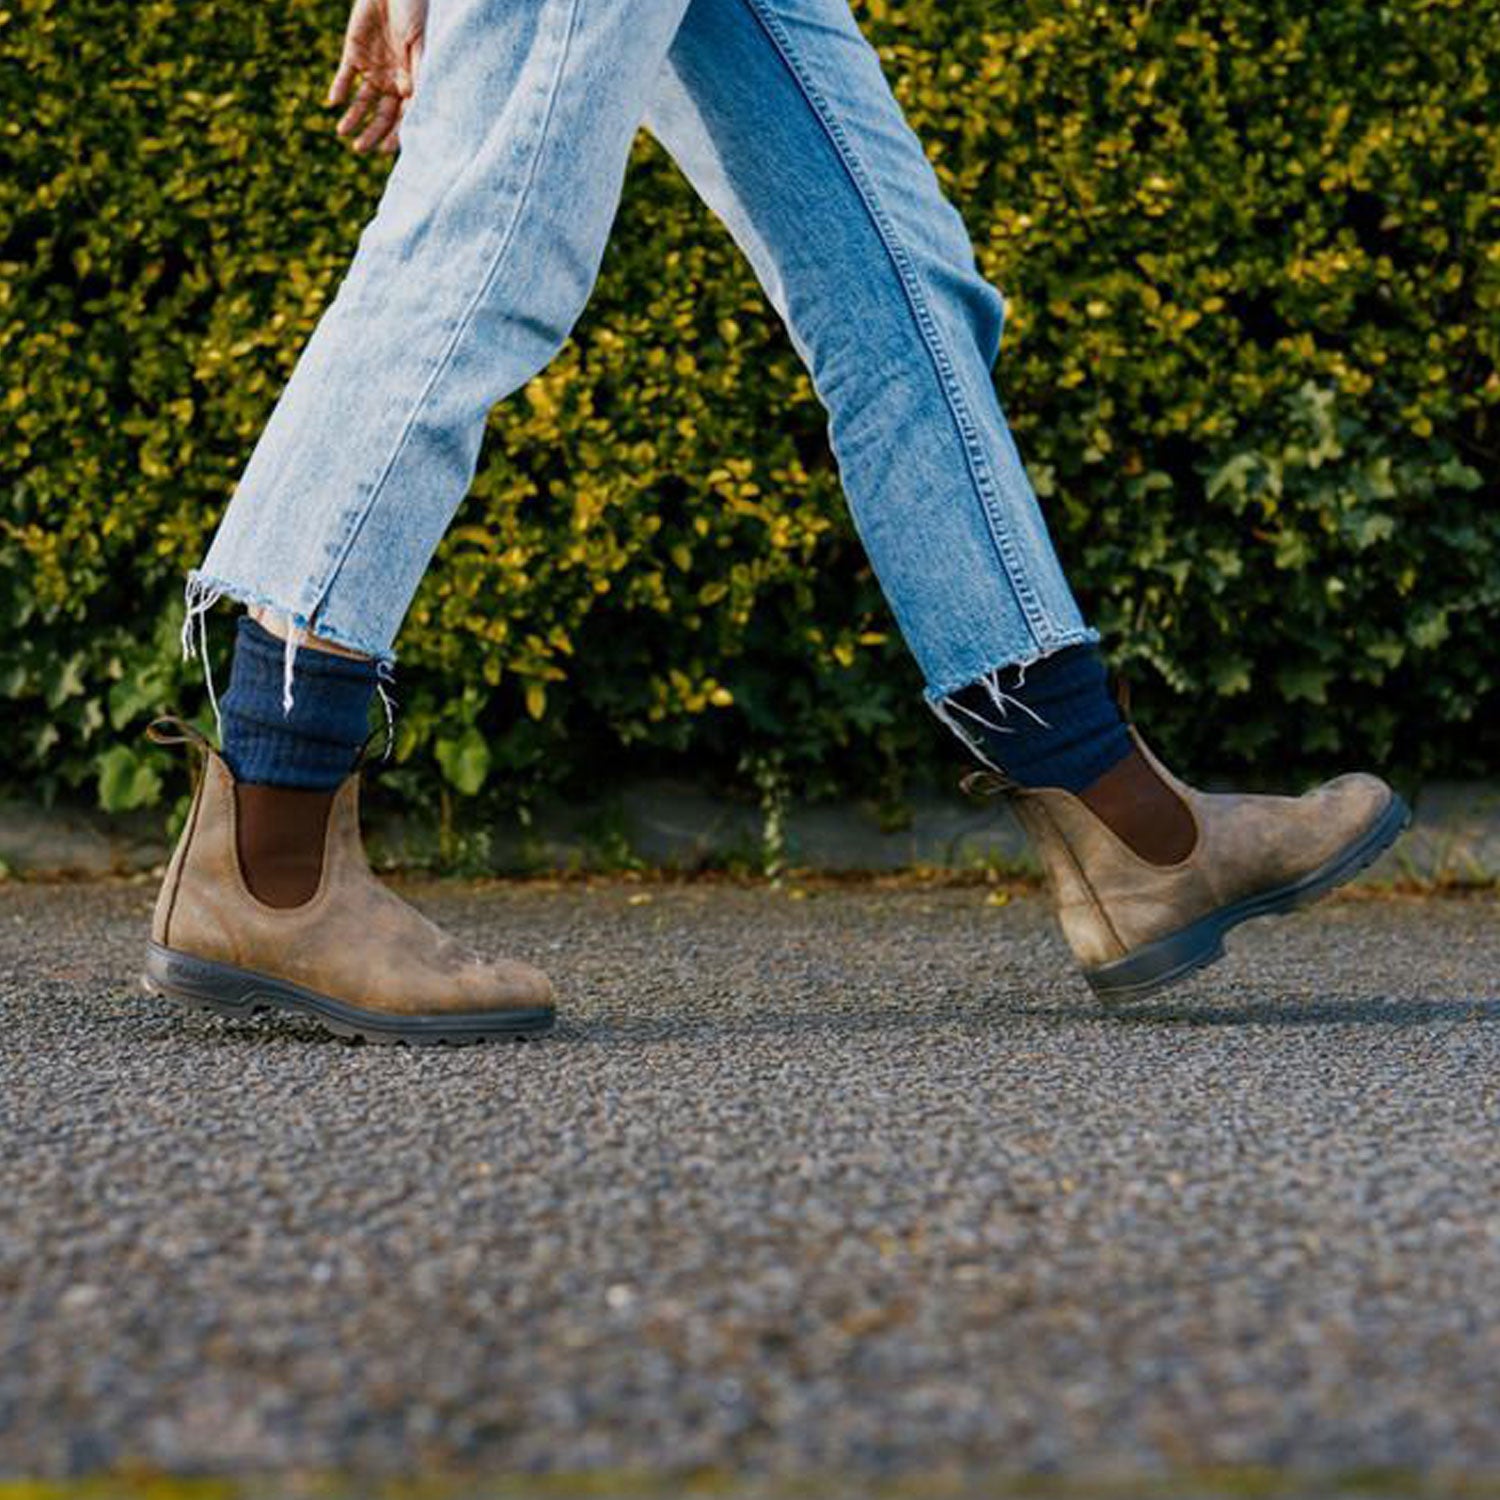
[183,0,1098,749]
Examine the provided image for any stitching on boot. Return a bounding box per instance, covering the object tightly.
[161,758,207,949]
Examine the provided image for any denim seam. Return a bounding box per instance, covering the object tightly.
[300,0,583,639]
[736,0,1052,651]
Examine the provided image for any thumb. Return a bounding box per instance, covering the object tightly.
[402,31,424,95]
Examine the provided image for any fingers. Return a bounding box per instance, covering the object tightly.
[326,55,357,108]
[380,30,424,154]
[380,86,413,155]
[335,76,381,140]
[331,72,406,154]
[353,91,402,152]
[326,14,424,154]
[337,76,400,153]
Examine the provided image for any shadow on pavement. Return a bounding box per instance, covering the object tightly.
[113,981,1500,1049]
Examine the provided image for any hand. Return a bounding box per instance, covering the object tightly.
[326,0,428,155]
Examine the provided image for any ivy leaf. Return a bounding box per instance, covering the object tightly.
[434,727,491,796]
[96,745,163,812]
[43,654,87,711]
[108,663,171,730]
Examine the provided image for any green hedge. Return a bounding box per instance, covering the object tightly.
[3,0,1497,829]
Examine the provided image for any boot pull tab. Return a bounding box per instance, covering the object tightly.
[1109,669,1133,720]
[144,714,217,754]
[352,720,392,774]
[960,767,1022,800]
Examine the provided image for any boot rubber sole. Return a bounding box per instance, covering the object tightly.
[1082,790,1413,1003]
[142,941,555,1045]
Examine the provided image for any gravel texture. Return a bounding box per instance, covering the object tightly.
[2,875,1498,1493]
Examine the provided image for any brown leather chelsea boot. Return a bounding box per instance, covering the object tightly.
[140,715,555,1043]
[964,724,1411,1001]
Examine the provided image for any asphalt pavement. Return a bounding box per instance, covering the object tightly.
[2,875,1498,1497]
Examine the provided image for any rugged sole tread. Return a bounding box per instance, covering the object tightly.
[1084,791,1413,1003]
[141,941,554,1045]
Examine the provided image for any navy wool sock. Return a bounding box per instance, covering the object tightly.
[941,643,1132,793]
[219,614,380,789]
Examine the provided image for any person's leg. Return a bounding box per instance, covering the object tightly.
[147,0,697,1041]
[185,0,695,707]
[639,0,1408,997]
[645,0,1092,708]
[639,0,1183,843]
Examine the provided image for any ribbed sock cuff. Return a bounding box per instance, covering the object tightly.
[946,643,1132,793]
[219,614,381,789]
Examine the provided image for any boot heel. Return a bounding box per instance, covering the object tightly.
[142,941,267,1017]
[1084,921,1227,1001]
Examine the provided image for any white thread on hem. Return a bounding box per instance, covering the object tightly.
[181,575,226,744]
[280,619,307,717]
[374,661,397,761]
[927,659,1055,775]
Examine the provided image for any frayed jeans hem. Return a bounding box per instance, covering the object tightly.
[922,625,1102,776]
[180,568,398,748]
[920,626,1101,708]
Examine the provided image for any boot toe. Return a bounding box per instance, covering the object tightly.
[480,957,555,1012]
[1310,770,1396,838]
[442,948,554,1014]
